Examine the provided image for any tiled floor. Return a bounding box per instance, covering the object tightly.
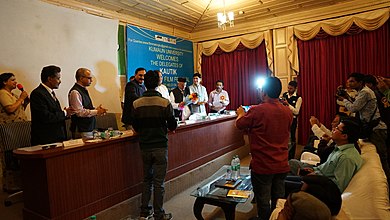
[0,146,302,220]
[0,156,256,220]
[154,155,257,220]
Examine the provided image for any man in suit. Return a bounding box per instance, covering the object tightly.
[68,68,107,138]
[30,65,73,145]
[121,67,146,130]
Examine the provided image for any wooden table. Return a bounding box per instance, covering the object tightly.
[14,115,244,220]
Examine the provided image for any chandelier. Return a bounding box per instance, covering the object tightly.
[217,1,234,30]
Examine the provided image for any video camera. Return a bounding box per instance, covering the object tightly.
[336,87,347,97]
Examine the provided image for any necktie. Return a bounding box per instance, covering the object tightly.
[52,91,57,101]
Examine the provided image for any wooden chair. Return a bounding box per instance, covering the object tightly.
[0,121,31,206]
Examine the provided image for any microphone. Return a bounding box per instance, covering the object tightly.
[17,84,24,91]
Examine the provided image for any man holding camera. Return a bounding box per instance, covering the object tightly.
[337,72,389,185]
[281,81,302,159]
[236,77,292,220]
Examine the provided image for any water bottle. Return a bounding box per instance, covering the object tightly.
[235,155,241,179]
[231,156,238,180]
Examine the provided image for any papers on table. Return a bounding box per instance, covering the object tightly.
[18,142,63,152]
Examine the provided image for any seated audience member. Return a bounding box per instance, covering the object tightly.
[303,114,360,164]
[0,72,29,124]
[277,175,342,220]
[208,80,230,114]
[287,118,363,193]
[376,76,390,101]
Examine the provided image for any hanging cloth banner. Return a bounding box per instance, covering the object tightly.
[126,25,194,90]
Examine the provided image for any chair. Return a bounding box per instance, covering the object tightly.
[300,151,321,166]
[96,113,119,130]
[0,121,31,206]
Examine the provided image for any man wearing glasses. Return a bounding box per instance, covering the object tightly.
[287,118,363,193]
[68,68,107,138]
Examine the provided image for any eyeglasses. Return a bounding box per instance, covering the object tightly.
[335,126,344,133]
[82,76,93,79]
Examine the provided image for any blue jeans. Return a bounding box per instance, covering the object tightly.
[251,171,287,220]
[140,148,168,216]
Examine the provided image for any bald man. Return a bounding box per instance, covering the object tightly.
[68,68,107,138]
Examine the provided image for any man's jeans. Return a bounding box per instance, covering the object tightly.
[140,148,168,216]
[251,171,287,220]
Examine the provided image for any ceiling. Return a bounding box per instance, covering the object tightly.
[71,0,356,33]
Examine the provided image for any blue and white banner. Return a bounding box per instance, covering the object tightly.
[126,25,194,90]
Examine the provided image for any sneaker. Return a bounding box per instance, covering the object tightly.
[154,213,173,220]
[139,210,153,220]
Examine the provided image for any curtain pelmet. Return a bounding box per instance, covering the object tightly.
[288,8,390,74]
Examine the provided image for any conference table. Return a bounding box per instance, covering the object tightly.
[14,115,244,220]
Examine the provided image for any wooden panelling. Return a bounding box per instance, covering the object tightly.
[15,116,244,220]
[274,28,286,46]
[274,47,289,77]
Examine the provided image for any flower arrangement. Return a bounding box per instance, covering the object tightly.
[188,93,198,102]
[179,93,199,110]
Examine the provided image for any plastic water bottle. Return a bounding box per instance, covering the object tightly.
[231,156,238,180]
[235,155,241,179]
[236,155,241,178]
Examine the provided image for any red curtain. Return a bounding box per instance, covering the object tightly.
[297,21,390,145]
[201,42,269,111]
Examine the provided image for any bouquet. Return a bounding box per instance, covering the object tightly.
[180,93,199,110]
[188,93,198,102]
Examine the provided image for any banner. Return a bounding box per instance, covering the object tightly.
[126,25,194,90]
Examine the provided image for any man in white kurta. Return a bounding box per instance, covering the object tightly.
[156,70,170,99]
[188,73,208,115]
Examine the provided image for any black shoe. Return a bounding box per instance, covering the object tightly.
[154,213,173,220]
[139,210,153,220]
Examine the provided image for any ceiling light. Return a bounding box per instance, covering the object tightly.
[217,0,234,30]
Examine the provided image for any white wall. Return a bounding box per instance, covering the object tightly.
[0,0,121,119]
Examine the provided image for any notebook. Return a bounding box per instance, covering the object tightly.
[227,190,251,198]
[214,179,242,189]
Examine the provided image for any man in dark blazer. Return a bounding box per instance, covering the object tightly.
[30,65,73,145]
[121,67,146,130]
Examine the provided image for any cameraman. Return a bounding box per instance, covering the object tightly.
[281,81,302,159]
[338,73,389,186]
[336,83,357,116]
[236,77,293,220]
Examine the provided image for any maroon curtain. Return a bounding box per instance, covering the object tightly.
[201,42,269,111]
[297,21,390,145]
